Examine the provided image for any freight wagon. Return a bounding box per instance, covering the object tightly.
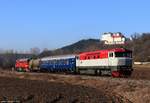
[15,48,133,77]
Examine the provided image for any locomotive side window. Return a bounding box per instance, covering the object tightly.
[93,56,96,59]
[109,53,114,57]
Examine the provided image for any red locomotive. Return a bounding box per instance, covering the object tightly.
[15,59,30,72]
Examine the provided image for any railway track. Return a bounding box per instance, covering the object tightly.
[1,70,150,84]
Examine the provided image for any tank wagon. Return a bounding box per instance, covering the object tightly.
[15,48,133,77]
[29,59,40,71]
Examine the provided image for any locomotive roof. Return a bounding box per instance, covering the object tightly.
[16,58,30,61]
[79,48,132,55]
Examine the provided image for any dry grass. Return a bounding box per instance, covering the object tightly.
[133,64,150,69]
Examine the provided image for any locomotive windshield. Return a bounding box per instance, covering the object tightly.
[115,52,132,58]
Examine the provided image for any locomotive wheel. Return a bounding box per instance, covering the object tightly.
[97,70,102,76]
[94,70,101,76]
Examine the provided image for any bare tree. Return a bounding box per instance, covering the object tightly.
[43,48,49,52]
[30,47,41,55]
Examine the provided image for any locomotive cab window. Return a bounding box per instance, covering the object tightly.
[76,56,79,60]
[109,53,114,57]
[115,52,132,58]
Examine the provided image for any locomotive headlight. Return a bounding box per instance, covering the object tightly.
[125,59,132,66]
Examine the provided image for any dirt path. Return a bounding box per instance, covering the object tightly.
[131,67,150,80]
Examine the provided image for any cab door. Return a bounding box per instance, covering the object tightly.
[108,52,114,66]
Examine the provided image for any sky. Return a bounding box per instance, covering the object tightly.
[0,0,150,51]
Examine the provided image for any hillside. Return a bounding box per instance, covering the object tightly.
[39,39,104,57]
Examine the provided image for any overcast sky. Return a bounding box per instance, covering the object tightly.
[0,0,150,51]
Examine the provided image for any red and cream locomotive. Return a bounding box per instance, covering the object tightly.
[76,48,133,77]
